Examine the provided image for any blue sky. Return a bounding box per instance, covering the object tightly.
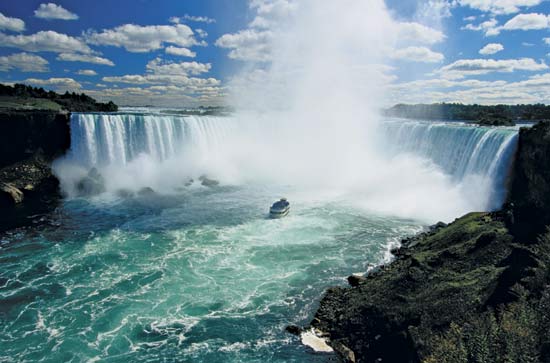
[1,0,550,106]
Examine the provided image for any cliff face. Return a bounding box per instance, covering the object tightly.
[508,121,550,241]
[0,111,71,231]
[309,122,550,363]
[0,111,70,168]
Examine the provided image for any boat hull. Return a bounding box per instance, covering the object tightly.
[269,208,290,218]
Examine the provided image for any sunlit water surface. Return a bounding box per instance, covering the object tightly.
[0,185,423,362]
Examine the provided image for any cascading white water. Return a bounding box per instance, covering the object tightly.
[381,120,518,210]
[68,113,234,167]
[58,112,519,221]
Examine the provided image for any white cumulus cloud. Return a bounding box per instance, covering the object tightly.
[479,43,504,55]
[502,13,550,31]
[391,46,445,63]
[215,29,273,62]
[437,58,548,79]
[397,22,446,45]
[462,18,499,36]
[459,0,543,15]
[85,24,199,53]
[0,12,25,32]
[0,30,92,54]
[195,29,208,38]
[165,46,196,57]
[23,77,82,91]
[169,15,216,24]
[0,53,49,72]
[146,58,211,76]
[76,69,97,76]
[34,3,78,20]
[56,53,115,66]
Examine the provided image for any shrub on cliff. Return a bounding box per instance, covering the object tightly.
[423,291,541,363]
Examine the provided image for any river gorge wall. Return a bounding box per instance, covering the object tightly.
[308,121,550,363]
[2,112,550,361]
[0,111,71,231]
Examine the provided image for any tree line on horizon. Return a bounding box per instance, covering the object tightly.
[0,83,118,112]
[386,103,550,125]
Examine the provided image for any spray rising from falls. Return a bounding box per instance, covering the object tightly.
[55,113,519,222]
[55,113,236,195]
[67,113,233,166]
[53,0,520,223]
[382,120,518,211]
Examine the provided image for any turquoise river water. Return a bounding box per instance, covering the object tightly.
[0,114,520,362]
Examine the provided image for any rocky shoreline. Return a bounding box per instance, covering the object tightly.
[0,85,119,232]
[302,121,550,362]
[0,110,71,232]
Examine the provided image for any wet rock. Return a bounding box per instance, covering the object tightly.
[0,153,62,232]
[332,342,356,363]
[137,187,156,197]
[199,175,219,187]
[0,183,24,208]
[429,221,447,231]
[347,274,367,287]
[76,168,106,197]
[285,325,303,336]
[116,189,134,198]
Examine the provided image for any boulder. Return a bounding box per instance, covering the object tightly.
[0,153,62,231]
[116,189,134,198]
[137,187,156,197]
[199,175,219,187]
[347,274,367,287]
[285,325,303,336]
[76,167,106,197]
[0,183,24,208]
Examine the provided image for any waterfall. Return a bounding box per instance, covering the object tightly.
[381,119,518,210]
[67,113,234,167]
[60,113,519,218]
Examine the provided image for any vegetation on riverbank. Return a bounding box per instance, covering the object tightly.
[309,121,550,363]
[0,83,118,112]
[385,103,550,126]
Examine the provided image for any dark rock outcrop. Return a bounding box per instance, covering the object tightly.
[0,183,24,207]
[0,110,69,231]
[75,168,106,197]
[0,110,70,168]
[0,88,118,232]
[307,121,550,363]
[347,274,367,287]
[199,175,220,187]
[0,153,63,232]
[285,325,303,336]
[137,187,156,197]
[508,121,550,240]
[311,212,516,362]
